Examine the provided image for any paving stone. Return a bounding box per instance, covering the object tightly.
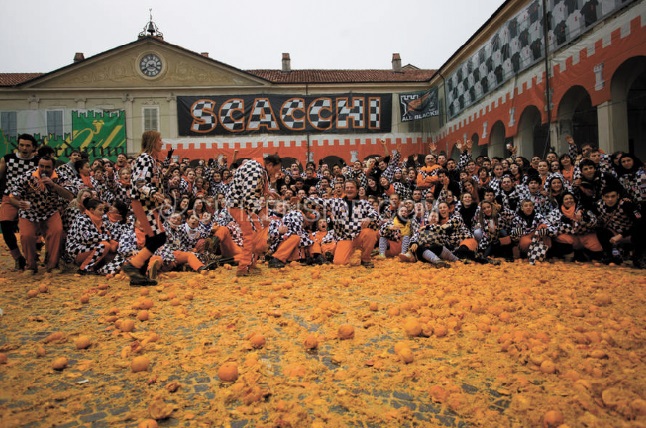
[79,411,108,423]
[392,390,414,401]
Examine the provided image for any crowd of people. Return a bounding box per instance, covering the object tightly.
[0,131,644,286]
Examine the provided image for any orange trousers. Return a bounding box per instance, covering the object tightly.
[173,251,203,271]
[272,235,302,263]
[212,226,242,262]
[229,207,261,273]
[333,228,378,265]
[19,212,63,271]
[75,240,115,271]
[554,233,602,252]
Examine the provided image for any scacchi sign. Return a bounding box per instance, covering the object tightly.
[177,94,392,136]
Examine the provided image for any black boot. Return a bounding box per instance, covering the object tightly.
[268,257,286,269]
[123,261,157,286]
[312,254,326,265]
[14,256,26,271]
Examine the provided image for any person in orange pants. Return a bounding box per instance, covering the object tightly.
[9,155,74,274]
[0,133,39,271]
[225,155,282,276]
[304,180,379,268]
[266,204,314,268]
[204,223,242,264]
[309,219,335,264]
[65,198,119,275]
[122,131,171,286]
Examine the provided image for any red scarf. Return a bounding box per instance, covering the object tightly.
[561,167,574,183]
[560,205,577,221]
[81,175,93,189]
[31,169,59,191]
[107,212,122,223]
[86,210,103,229]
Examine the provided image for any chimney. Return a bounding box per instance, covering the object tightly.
[282,53,291,72]
[201,52,209,58]
[73,52,85,63]
[392,53,402,72]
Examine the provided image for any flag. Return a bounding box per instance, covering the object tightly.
[399,88,439,122]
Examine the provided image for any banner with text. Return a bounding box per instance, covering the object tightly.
[399,88,439,122]
[177,93,392,136]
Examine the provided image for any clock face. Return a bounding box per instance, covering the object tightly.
[139,54,163,77]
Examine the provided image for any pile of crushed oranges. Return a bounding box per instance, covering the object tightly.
[0,249,644,427]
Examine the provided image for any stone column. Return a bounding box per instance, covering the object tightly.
[597,99,628,154]
[166,93,177,137]
[122,93,134,156]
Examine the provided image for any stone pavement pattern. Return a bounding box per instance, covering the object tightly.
[0,248,644,427]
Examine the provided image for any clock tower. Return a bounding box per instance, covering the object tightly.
[137,10,165,79]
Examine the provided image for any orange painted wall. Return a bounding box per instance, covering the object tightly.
[438,14,646,153]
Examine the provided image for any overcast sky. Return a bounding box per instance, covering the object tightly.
[2,0,505,73]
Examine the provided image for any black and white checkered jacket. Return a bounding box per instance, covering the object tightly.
[510,211,555,238]
[11,168,75,222]
[226,160,268,214]
[440,213,474,250]
[546,206,598,236]
[131,153,163,202]
[414,223,449,249]
[306,196,379,241]
[268,210,313,253]
[131,152,164,235]
[619,168,645,207]
[380,151,401,183]
[2,153,39,196]
[65,214,111,257]
[596,199,640,235]
[55,162,78,185]
[343,169,368,190]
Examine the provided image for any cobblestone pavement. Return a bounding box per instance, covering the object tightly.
[1,247,644,427]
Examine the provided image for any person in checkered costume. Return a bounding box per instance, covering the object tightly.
[343,160,368,190]
[436,201,492,263]
[411,210,459,267]
[376,139,402,183]
[160,213,211,273]
[496,175,523,213]
[379,175,412,203]
[109,166,133,208]
[8,155,75,274]
[546,191,603,262]
[175,215,209,256]
[616,153,645,210]
[377,204,420,262]
[0,134,40,270]
[305,179,379,267]
[54,149,82,184]
[595,184,645,268]
[122,131,168,286]
[266,203,315,268]
[488,164,506,195]
[226,154,282,276]
[517,175,551,218]
[473,200,515,261]
[309,218,337,263]
[65,198,122,275]
[574,159,624,212]
[510,199,556,265]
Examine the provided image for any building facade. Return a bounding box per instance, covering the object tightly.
[1,0,644,164]
[430,0,645,161]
